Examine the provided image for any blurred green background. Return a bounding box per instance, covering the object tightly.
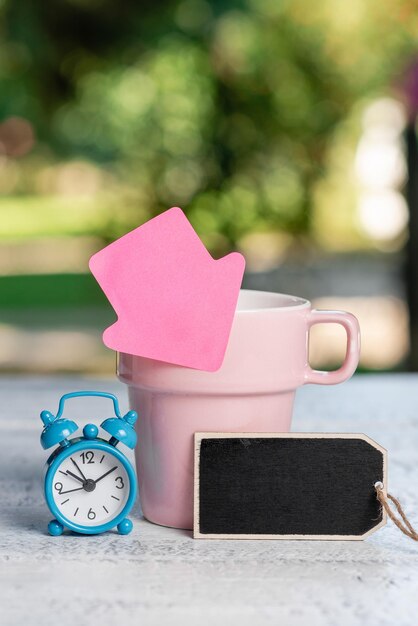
[0,0,416,373]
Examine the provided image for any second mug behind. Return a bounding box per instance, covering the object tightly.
[118,289,360,529]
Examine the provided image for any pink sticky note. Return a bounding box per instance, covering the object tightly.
[89,207,245,371]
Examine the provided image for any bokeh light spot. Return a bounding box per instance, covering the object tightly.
[0,117,35,157]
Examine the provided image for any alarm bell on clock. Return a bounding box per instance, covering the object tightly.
[40,391,138,536]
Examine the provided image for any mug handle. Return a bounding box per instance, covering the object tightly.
[304,310,360,385]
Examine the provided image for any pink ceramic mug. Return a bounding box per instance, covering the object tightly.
[118,289,360,529]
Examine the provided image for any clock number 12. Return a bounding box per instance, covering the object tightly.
[80,451,94,464]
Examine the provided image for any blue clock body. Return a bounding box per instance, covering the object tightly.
[40,391,138,536]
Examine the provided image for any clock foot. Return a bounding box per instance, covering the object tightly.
[117,518,133,535]
[48,519,64,536]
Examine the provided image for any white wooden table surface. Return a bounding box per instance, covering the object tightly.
[1,374,417,626]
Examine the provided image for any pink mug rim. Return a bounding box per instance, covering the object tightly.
[234,289,310,314]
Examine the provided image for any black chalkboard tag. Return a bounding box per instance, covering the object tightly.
[194,433,387,540]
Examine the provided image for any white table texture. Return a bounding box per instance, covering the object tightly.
[1,374,417,626]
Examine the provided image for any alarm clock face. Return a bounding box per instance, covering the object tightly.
[50,448,130,527]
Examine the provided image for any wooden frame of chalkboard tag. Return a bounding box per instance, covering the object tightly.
[194,433,387,540]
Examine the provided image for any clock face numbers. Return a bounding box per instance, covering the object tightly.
[51,449,130,526]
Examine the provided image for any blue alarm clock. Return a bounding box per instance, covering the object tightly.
[40,391,138,536]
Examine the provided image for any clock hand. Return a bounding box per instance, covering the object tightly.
[65,470,85,484]
[94,466,118,484]
[59,486,85,495]
[71,457,87,482]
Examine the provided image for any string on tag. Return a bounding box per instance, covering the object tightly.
[374,482,418,542]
